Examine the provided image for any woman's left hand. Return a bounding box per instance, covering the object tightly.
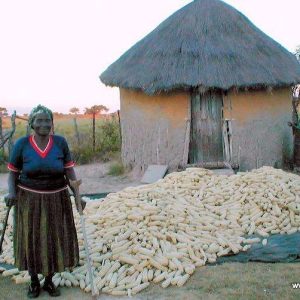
[69,188,86,212]
[75,198,87,212]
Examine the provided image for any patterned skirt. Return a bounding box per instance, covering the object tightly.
[14,186,79,275]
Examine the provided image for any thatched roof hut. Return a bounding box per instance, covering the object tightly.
[101,0,300,93]
[100,0,300,171]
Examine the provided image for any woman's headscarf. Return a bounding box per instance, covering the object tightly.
[28,105,53,129]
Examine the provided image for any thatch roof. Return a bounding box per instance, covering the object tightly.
[100,0,300,95]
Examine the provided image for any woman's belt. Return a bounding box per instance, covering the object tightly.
[17,184,68,194]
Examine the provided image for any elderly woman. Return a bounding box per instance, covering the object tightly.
[5,105,80,298]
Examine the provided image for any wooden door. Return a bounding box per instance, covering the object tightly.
[189,90,224,164]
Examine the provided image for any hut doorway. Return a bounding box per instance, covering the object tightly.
[189,90,224,165]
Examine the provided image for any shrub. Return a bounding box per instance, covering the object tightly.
[108,162,125,176]
[98,118,121,154]
[71,146,96,165]
[0,150,8,173]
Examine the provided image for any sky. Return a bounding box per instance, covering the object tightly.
[0,0,299,115]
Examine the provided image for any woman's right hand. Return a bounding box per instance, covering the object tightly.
[4,194,16,207]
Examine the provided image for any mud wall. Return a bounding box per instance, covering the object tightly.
[223,88,293,171]
[120,89,189,170]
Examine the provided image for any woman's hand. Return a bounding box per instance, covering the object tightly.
[4,194,16,207]
[7,171,18,207]
[69,187,87,212]
[65,168,86,212]
[74,198,87,212]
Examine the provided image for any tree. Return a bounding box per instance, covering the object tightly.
[69,107,80,115]
[0,107,8,117]
[84,105,109,152]
[84,105,109,115]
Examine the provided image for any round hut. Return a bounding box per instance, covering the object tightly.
[100,0,300,171]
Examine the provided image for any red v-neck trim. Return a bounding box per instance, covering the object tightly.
[29,135,53,158]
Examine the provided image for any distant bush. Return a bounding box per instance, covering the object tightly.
[69,117,121,164]
[0,164,8,173]
[0,150,8,173]
[98,118,121,154]
[108,161,125,176]
[71,146,96,165]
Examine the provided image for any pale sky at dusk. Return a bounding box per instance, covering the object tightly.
[0,0,299,114]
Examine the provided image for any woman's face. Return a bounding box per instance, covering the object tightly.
[32,113,52,136]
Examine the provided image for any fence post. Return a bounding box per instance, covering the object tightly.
[0,111,17,157]
[73,117,80,144]
[0,116,2,140]
[117,110,122,145]
[8,112,16,158]
[0,116,3,160]
[26,123,30,136]
[92,112,95,152]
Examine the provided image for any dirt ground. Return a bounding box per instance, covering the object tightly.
[1,262,300,300]
[1,163,300,299]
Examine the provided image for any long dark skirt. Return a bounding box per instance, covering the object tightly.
[14,187,79,275]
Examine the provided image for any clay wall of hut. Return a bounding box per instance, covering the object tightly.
[120,88,189,170]
[224,87,293,170]
[120,87,293,171]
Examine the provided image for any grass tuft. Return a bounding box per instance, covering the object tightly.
[108,162,125,176]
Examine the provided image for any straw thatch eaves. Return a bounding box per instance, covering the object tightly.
[100,0,300,95]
